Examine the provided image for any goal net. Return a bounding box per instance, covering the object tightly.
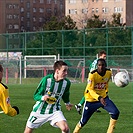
[62,58,85,83]
[24,56,85,83]
[24,55,57,78]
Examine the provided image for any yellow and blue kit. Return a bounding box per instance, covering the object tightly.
[84,68,111,102]
[79,68,120,127]
[0,82,18,116]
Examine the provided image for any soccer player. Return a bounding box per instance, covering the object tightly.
[24,60,73,133]
[75,50,106,114]
[73,58,120,133]
[0,64,19,116]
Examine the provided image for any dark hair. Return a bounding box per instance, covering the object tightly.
[53,60,67,72]
[98,50,106,57]
[97,58,107,67]
[0,65,3,72]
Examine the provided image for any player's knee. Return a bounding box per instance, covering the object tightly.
[61,126,70,133]
[111,109,120,120]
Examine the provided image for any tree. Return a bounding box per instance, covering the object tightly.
[86,14,105,28]
[43,15,77,30]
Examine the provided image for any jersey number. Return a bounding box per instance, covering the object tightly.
[29,116,37,123]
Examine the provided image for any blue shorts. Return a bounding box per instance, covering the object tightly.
[80,96,120,127]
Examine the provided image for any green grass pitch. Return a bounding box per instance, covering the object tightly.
[0,81,132,133]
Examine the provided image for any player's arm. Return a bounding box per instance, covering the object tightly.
[34,77,47,101]
[85,73,101,101]
[0,89,19,116]
[62,80,73,110]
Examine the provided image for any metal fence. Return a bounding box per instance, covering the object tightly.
[0,26,133,84]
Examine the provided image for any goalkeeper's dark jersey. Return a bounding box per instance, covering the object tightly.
[0,83,17,116]
[32,74,71,114]
[84,68,112,102]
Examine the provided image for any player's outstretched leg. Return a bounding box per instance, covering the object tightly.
[107,118,117,133]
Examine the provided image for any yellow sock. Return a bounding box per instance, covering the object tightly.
[73,123,82,133]
[107,118,117,133]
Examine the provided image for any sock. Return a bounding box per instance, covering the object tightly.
[107,118,117,133]
[78,103,82,106]
[73,123,82,133]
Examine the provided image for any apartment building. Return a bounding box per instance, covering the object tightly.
[65,0,133,29]
[20,0,65,32]
[65,0,89,29]
[0,0,20,34]
[0,0,65,49]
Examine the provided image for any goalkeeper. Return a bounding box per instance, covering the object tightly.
[75,50,106,114]
[24,60,73,133]
[0,64,19,116]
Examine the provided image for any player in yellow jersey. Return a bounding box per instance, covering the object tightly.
[73,58,120,133]
[0,64,19,116]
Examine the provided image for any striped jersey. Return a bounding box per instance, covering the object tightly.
[32,74,71,114]
[89,59,98,72]
[84,68,112,102]
[0,82,17,116]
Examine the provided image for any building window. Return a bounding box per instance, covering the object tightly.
[82,0,88,3]
[21,26,24,31]
[33,17,36,22]
[39,8,44,13]
[27,21,30,27]
[20,0,24,3]
[102,7,108,13]
[96,8,98,13]
[69,9,77,14]
[27,2,30,8]
[69,0,76,3]
[54,8,57,15]
[115,0,122,2]
[82,8,88,14]
[8,4,13,9]
[7,15,13,19]
[92,0,94,2]
[120,18,123,23]
[8,24,13,29]
[13,14,19,19]
[114,7,123,13]
[21,17,24,21]
[33,26,36,31]
[14,24,19,29]
[33,8,37,12]
[39,17,43,22]
[21,7,24,12]
[27,12,30,18]
[47,0,51,4]
[13,4,19,9]
[33,0,36,3]
[92,8,94,13]
[40,0,44,3]
[46,8,52,13]
[54,0,57,4]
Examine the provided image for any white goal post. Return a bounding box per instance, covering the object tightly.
[24,55,57,78]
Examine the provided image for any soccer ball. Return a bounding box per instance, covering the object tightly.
[114,71,129,87]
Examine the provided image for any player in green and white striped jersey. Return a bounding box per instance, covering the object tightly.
[75,50,106,114]
[24,61,73,133]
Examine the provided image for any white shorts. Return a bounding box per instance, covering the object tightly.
[26,110,66,129]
